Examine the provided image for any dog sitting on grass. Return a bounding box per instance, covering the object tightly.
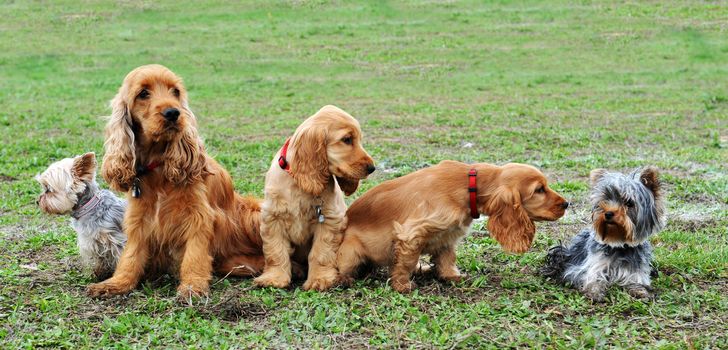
[541,167,665,302]
[36,152,127,280]
[335,160,569,293]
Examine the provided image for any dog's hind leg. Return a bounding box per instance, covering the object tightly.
[335,234,366,287]
[432,245,465,283]
[390,217,445,293]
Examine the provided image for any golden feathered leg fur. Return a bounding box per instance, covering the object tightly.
[302,212,345,291]
[87,203,149,297]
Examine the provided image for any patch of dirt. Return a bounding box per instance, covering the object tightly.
[0,174,16,182]
[667,217,723,232]
[201,296,269,323]
[0,224,29,241]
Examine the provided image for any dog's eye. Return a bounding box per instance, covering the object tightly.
[536,186,545,194]
[626,199,635,208]
[342,136,353,145]
[172,88,180,97]
[137,89,150,100]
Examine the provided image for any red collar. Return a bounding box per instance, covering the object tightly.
[136,161,160,176]
[468,168,479,219]
[146,161,160,171]
[278,138,291,173]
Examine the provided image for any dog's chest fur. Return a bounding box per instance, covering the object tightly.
[262,173,347,246]
[564,229,652,287]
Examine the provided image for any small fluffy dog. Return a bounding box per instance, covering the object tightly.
[87,65,265,302]
[36,152,127,280]
[253,105,375,291]
[541,167,665,302]
[336,160,569,293]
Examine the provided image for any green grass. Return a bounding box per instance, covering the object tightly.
[1,0,727,348]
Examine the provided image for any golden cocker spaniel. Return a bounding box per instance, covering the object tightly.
[86,64,265,302]
[254,105,375,291]
[335,160,568,293]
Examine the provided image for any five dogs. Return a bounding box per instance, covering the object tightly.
[37,64,666,303]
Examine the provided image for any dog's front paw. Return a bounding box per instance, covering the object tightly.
[391,279,416,293]
[87,278,134,298]
[336,274,355,288]
[253,271,291,289]
[584,291,605,302]
[302,276,336,291]
[176,284,210,306]
[439,273,467,283]
[582,283,607,302]
[414,261,434,275]
[626,284,654,300]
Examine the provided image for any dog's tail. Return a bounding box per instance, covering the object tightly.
[540,243,570,281]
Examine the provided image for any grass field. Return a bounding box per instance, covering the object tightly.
[1,0,727,348]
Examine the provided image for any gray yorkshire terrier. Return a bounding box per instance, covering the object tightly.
[36,152,127,280]
[542,167,665,302]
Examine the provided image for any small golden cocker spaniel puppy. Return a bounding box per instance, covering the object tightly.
[87,64,265,302]
[336,160,569,293]
[254,105,375,291]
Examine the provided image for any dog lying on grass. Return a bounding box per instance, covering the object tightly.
[335,160,569,292]
[542,167,665,302]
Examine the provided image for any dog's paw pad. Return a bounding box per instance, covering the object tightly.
[86,280,132,298]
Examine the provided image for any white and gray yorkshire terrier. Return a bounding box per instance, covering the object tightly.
[36,152,127,280]
[542,167,665,302]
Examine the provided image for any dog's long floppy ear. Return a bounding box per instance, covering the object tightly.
[290,123,329,196]
[163,108,208,186]
[102,92,136,192]
[336,176,359,196]
[485,186,536,253]
[72,152,97,183]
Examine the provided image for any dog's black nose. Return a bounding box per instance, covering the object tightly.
[561,202,569,210]
[605,211,614,220]
[366,164,376,174]
[162,108,180,122]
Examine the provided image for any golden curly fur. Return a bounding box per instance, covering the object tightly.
[254,105,375,291]
[86,64,264,303]
[335,161,568,293]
